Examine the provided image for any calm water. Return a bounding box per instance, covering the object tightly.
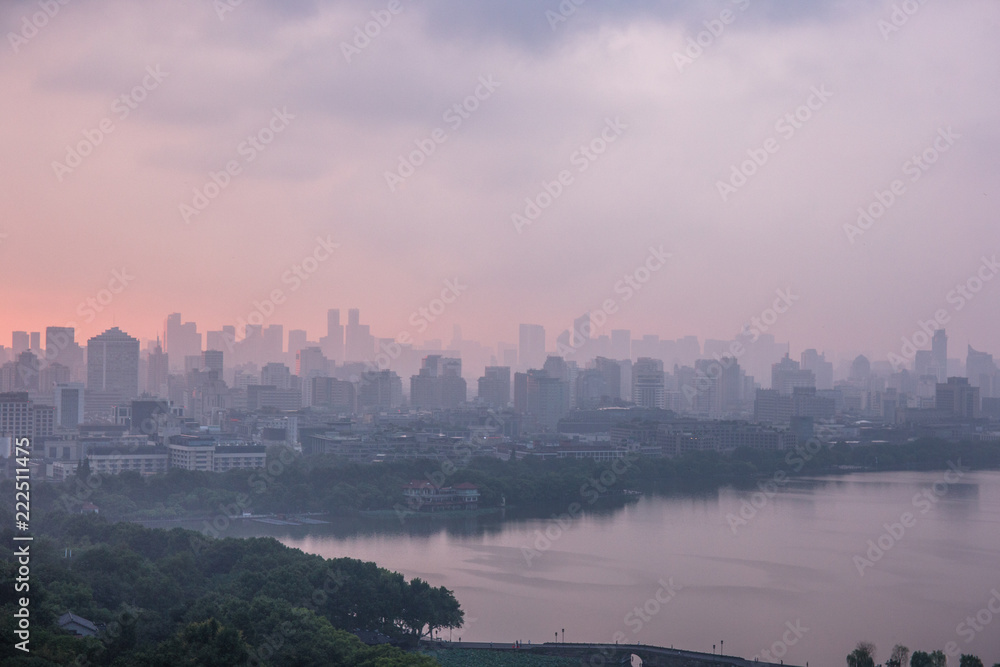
[210,470,1000,666]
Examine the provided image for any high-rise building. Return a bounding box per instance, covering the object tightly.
[526,371,569,431]
[345,309,373,362]
[86,327,140,399]
[772,355,815,395]
[477,366,511,408]
[932,330,948,383]
[571,313,592,359]
[296,347,328,379]
[202,350,224,376]
[800,349,833,391]
[936,377,980,419]
[261,363,292,390]
[357,370,403,410]
[287,329,308,361]
[518,324,546,371]
[967,345,996,398]
[54,383,85,428]
[262,325,283,362]
[38,362,70,393]
[0,392,33,438]
[163,314,202,372]
[311,376,356,411]
[147,338,169,397]
[410,355,466,409]
[29,332,41,353]
[321,309,345,362]
[1,352,40,393]
[632,357,665,409]
[754,389,793,424]
[45,326,82,376]
[849,355,872,384]
[11,331,29,356]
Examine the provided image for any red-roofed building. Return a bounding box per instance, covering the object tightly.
[401,481,480,512]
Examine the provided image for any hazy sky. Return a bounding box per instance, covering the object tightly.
[2,0,997,363]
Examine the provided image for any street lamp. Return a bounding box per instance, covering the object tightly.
[721,640,724,655]
[562,628,565,643]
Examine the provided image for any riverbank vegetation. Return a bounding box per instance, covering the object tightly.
[0,511,458,666]
[26,438,1000,522]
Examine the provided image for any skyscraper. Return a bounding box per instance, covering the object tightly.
[147,338,169,397]
[518,324,546,370]
[772,355,815,395]
[632,357,665,409]
[967,345,996,398]
[54,383,85,428]
[932,329,947,383]
[287,329,308,361]
[321,308,345,362]
[163,313,202,372]
[202,349,224,376]
[86,327,140,399]
[345,309,373,362]
[262,325,283,362]
[800,349,833,391]
[11,331,28,355]
[477,366,511,408]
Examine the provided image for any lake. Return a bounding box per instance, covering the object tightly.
[207,469,1000,666]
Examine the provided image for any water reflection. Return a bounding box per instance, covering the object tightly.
[220,470,999,667]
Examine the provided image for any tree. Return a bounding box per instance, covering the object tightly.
[397,578,464,644]
[911,651,933,667]
[929,650,947,667]
[960,656,984,667]
[887,644,910,667]
[847,641,876,667]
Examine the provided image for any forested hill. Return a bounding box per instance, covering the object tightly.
[0,509,458,666]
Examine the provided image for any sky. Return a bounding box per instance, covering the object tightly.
[1,0,998,364]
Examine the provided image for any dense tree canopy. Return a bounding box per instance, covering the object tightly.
[0,511,456,666]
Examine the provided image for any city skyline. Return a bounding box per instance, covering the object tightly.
[2,1,998,360]
[3,307,997,373]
